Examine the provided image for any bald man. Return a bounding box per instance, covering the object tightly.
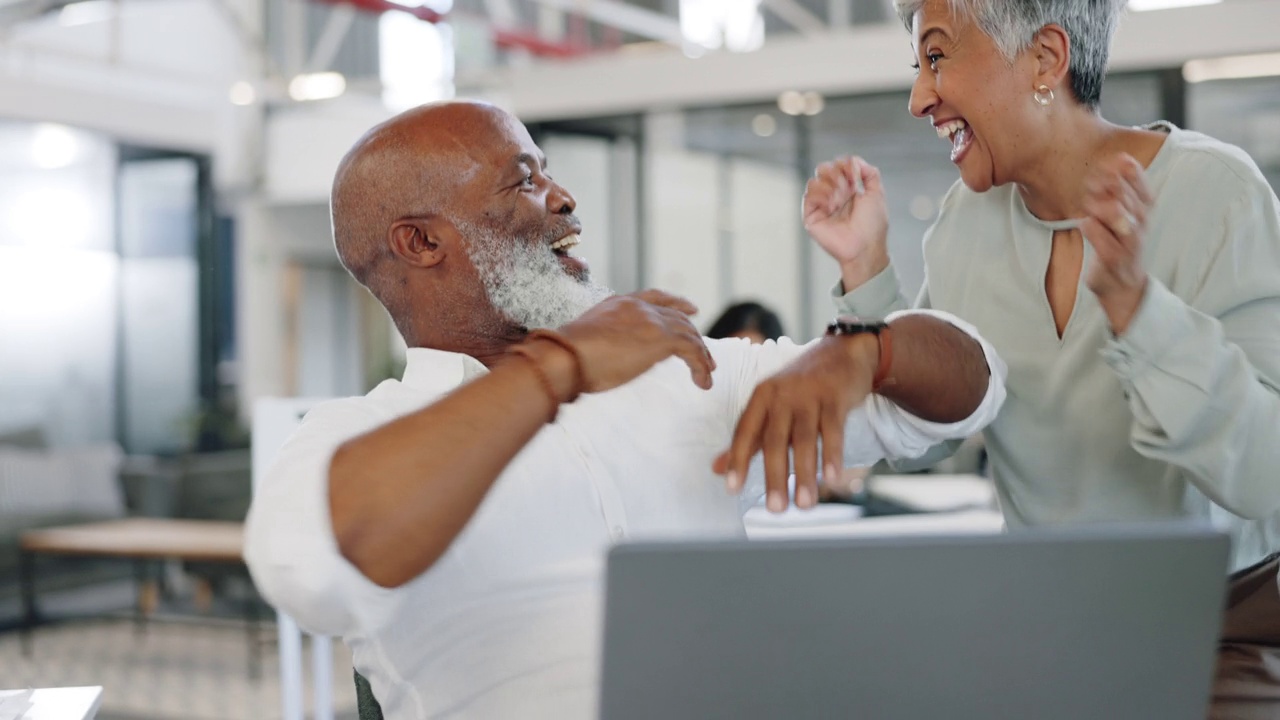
[245,101,1006,719]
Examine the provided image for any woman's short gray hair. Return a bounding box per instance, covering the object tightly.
[895,0,1126,108]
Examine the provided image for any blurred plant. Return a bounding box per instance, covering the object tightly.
[187,391,249,451]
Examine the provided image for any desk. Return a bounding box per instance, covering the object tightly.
[20,518,243,561]
[0,686,102,720]
[17,519,258,675]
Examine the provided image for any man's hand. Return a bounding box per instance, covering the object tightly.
[713,334,880,513]
[559,290,716,394]
[804,156,891,290]
[1080,153,1154,335]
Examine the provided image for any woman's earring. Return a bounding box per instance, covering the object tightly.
[1033,84,1055,107]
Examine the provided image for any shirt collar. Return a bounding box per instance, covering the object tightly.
[401,346,491,393]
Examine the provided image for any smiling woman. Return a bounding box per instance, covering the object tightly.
[807,0,1280,716]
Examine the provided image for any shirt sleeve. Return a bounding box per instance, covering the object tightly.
[1100,184,1280,520]
[829,263,919,318]
[725,308,1005,472]
[243,399,395,637]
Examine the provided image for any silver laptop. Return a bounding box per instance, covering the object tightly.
[599,526,1229,720]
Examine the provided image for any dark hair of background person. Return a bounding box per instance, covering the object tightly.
[706,301,785,342]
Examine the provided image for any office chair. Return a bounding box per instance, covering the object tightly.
[252,398,338,720]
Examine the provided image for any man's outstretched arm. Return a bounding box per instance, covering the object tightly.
[716,311,1004,512]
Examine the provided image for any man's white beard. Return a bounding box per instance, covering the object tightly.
[466,225,613,330]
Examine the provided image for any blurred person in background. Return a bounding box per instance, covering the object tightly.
[806,0,1280,715]
[706,301,785,344]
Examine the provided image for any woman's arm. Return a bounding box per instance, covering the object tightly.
[1101,185,1280,519]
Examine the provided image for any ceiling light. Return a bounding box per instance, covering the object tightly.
[751,113,777,137]
[801,91,825,116]
[31,124,80,169]
[1127,0,1220,10]
[288,72,347,102]
[1183,52,1280,83]
[777,91,805,116]
[228,81,256,106]
[58,0,114,27]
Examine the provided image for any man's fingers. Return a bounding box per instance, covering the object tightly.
[724,395,768,493]
[659,306,716,370]
[677,333,715,389]
[662,321,714,389]
[819,403,845,487]
[791,407,819,510]
[633,289,698,316]
[761,408,791,513]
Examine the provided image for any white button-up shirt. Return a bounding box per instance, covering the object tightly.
[245,310,1006,719]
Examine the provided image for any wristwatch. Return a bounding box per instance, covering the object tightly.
[825,316,893,391]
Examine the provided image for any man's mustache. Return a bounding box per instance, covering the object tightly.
[540,215,583,244]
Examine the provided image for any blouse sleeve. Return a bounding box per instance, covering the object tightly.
[1100,180,1280,519]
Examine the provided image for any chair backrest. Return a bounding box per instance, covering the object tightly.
[252,397,337,720]
[354,668,386,720]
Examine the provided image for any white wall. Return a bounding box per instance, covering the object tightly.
[647,150,722,320]
[728,158,802,338]
[643,112,806,339]
[237,200,352,410]
[263,100,394,203]
[0,127,118,446]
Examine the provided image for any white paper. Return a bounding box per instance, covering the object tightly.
[868,473,996,513]
[747,509,1005,540]
[744,503,864,528]
[0,689,34,720]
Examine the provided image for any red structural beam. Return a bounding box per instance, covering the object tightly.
[311,0,592,57]
[313,0,444,23]
[492,28,589,58]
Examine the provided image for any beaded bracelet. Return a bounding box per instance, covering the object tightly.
[506,329,587,423]
[507,350,563,424]
[524,329,586,403]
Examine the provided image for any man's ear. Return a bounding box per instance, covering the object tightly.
[388,216,450,269]
[1032,24,1071,91]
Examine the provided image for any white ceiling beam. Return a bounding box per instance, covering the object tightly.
[828,0,850,28]
[305,2,355,72]
[761,0,827,34]
[524,0,686,46]
[281,0,307,76]
[483,0,520,30]
[537,5,566,42]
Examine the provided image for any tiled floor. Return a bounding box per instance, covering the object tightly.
[0,615,358,719]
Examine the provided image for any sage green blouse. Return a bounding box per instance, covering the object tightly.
[835,123,1280,572]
